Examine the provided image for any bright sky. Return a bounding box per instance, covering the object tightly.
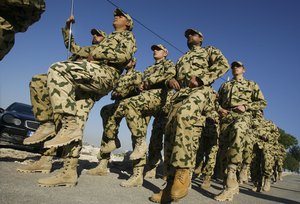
[1,0,300,151]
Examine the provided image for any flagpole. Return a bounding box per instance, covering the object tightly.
[67,0,74,58]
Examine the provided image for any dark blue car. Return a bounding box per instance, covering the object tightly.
[0,102,42,152]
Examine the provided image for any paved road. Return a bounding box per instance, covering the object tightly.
[0,153,300,204]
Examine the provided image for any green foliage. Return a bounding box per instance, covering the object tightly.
[278,128,298,149]
[283,153,299,173]
[289,145,300,162]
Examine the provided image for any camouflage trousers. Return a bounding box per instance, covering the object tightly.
[195,120,219,177]
[274,157,284,173]
[147,113,167,168]
[97,102,150,167]
[44,60,119,158]
[0,16,14,60]
[30,73,96,158]
[47,60,119,116]
[251,143,275,183]
[164,86,214,170]
[218,112,252,169]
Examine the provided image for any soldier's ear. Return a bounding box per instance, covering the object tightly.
[163,50,168,57]
[126,20,131,29]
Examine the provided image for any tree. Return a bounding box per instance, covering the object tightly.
[278,128,298,149]
[289,145,300,162]
[284,153,300,173]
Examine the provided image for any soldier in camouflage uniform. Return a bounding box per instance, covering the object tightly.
[194,91,220,189]
[214,61,267,201]
[87,44,176,188]
[273,142,286,182]
[84,57,143,177]
[150,28,229,203]
[119,44,175,187]
[250,115,280,192]
[20,9,136,187]
[16,15,107,175]
[0,0,45,60]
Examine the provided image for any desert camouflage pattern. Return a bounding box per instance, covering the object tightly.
[122,58,175,140]
[217,78,267,169]
[165,45,229,169]
[147,113,167,168]
[0,0,45,60]
[251,117,280,183]
[62,28,101,62]
[273,143,286,175]
[195,119,219,177]
[96,68,143,161]
[47,30,137,117]
[112,68,143,100]
[30,74,95,158]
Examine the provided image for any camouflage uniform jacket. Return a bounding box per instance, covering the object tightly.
[62,28,98,61]
[0,0,45,32]
[252,118,280,149]
[143,58,176,89]
[112,68,143,100]
[274,143,286,160]
[90,30,137,72]
[172,45,229,101]
[218,78,267,112]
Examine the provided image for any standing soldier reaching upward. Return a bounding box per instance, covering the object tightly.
[150,28,229,203]
[17,15,107,175]
[215,61,267,201]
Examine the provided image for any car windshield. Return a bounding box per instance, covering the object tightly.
[6,103,33,115]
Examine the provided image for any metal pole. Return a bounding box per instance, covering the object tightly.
[67,0,74,58]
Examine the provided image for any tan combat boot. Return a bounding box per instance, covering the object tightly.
[263,177,271,192]
[85,159,109,176]
[44,116,82,148]
[101,138,121,153]
[201,175,211,189]
[144,166,157,179]
[170,168,191,201]
[38,158,78,187]
[23,122,55,145]
[120,166,144,187]
[17,156,52,173]
[215,164,239,201]
[149,180,173,203]
[239,165,248,184]
[129,137,148,160]
[278,172,283,181]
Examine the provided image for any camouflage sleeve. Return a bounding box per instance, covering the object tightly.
[92,32,136,64]
[62,28,81,53]
[217,82,227,109]
[62,28,92,58]
[201,46,230,85]
[270,123,280,144]
[246,81,267,111]
[145,60,176,86]
[112,70,143,98]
